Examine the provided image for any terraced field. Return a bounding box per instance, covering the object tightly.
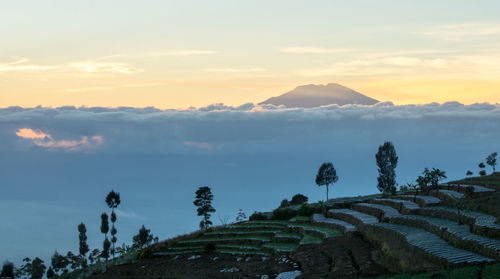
[154,218,342,256]
[315,184,500,267]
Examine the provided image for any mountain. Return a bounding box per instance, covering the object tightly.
[259,83,379,108]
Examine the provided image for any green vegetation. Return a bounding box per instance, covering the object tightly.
[262,242,299,252]
[451,172,500,189]
[290,215,310,222]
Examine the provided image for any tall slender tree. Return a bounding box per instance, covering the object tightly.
[193,186,216,229]
[78,222,90,278]
[105,190,120,260]
[315,162,338,201]
[100,213,110,269]
[376,141,398,193]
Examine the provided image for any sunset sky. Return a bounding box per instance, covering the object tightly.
[1,0,500,108]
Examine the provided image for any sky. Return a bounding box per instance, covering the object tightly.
[1,0,500,271]
[1,0,500,108]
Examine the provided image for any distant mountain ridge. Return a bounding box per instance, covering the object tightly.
[259,83,379,108]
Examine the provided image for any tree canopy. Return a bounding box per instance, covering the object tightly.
[376,142,398,193]
[315,162,339,201]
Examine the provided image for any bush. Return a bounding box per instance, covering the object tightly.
[280,199,290,208]
[297,203,321,216]
[249,212,268,221]
[290,194,308,205]
[272,207,298,220]
[204,243,216,254]
[390,185,397,195]
[479,170,487,176]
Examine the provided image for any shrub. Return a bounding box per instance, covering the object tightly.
[297,203,321,216]
[390,185,397,195]
[290,194,308,205]
[279,199,290,208]
[204,243,216,254]
[249,212,268,221]
[272,207,298,220]
[479,170,487,176]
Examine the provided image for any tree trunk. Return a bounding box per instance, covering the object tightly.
[326,184,329,201]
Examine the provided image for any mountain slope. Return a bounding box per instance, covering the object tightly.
[259,83,379,108]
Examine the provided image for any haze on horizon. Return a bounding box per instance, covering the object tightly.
[1,0,500,109]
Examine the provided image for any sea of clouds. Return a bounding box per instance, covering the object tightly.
[1,101,499,266]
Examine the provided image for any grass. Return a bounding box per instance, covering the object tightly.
[216,243,262,250]
[451,172,500,189]
[274,232,302,239]
[178,235,272,243]
[262,242,300,252]
[288,223,342,237]
[290,215,311,222]
[299,232,324,245]
[203,229,280,235]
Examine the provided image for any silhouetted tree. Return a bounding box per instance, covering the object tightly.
[486,152,497,173]
[376,142,398,193]
[193,186,216,229]
[105,190,120,259]
[50,251,68,276]
[279,199,290,208]
[466,170,473,176]
[17,257,46,279]
[425,168,447,193]
[236,209,247,222]
[46,266,55,279]
[290,194,308,205]
[132,225,154,249]
[88,249,100,265]
[101,238,111,270]
[100,213,110,269]
[479,162,486,176]
[1,260,14,278]
[315,162,338,201]
[78,222,89,277]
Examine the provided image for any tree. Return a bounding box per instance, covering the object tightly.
[425,168,447,193]
[279,199,290,208]
[88,249,100,264]
[376,142,398,193]
[78,222,89,278]
[100,213,110,269]
[315,162,338,201]
[105,190,120,260]
[406,183,419,202]
[466,170,473,176]
[31,257,46,279]
[46,267,55,278]
[101,238,111,270]
[1,260,14,278]
[486,152,497,173]
[50,251,68,276]
[193,186,216,229]
[236,209,247,222]
[290,193,308,205]
[132,225,154,249]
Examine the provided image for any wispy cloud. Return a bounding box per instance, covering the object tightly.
[153,50,217,56]
[204,67,266,73]
[115,209,145,220]
[423,22,500,41]
[16,128,103,152]
[71,61,143,74]
[280,47,354,54]
[0,58,54,72]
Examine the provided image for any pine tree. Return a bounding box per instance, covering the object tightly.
[193,186,216,229]
[100,213,110,269]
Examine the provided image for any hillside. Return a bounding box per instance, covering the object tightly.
[84,173,500,279]
[259,83,379,108]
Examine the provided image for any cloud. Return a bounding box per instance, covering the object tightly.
[153,50,217,56]
[423,22,500,41]
[0,58,54,72]
[204,67,266,73]
[15,128,103,152]
[114,209,145,220]
[71,61,143,74]
[280,47,354,54]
